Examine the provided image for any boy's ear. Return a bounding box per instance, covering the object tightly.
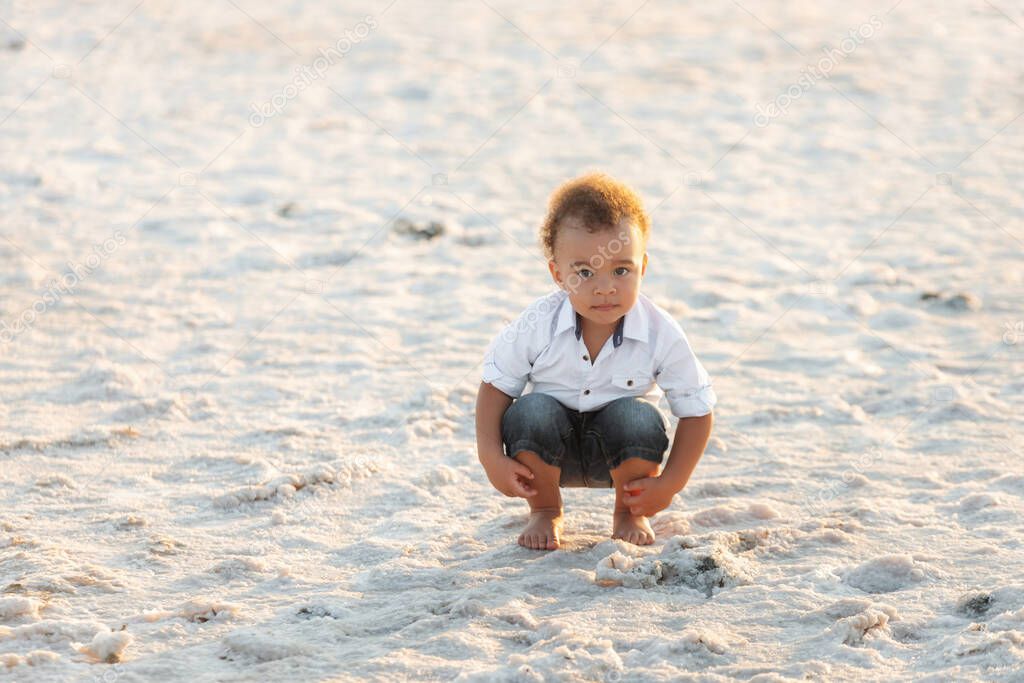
[641,252,648,277]
[548,259,563,288]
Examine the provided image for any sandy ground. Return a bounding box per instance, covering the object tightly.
[1,0,1023,680]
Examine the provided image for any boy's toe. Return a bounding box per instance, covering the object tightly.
[517,531,558,550]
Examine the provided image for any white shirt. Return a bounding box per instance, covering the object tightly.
[482,288,716,418]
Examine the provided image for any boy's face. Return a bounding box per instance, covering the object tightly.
[547,216,648,328]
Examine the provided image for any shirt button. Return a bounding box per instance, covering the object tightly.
[582,355,589,361]
[627,380,633,386]
[583,389,590,395]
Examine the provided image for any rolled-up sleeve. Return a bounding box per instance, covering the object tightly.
[656,335,717,418]
[481,323,532,399]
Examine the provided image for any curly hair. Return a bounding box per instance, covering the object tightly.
[539,172,650,260]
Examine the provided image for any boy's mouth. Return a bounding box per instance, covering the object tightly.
[592,304,617,311]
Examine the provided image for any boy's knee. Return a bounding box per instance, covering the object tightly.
[502,392,567,434]
[597,397,666,436]
[510,391,563,412]
[502,393,572,469]
[598,395,663,428]
[591,398,669,470]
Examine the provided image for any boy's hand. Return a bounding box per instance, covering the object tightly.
[621,476,677,516]
[483,454,537,498]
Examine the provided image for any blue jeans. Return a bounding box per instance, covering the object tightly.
[500,392,670,488]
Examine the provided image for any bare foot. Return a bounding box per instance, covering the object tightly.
[612,509,655,546]
[518,507,563,550]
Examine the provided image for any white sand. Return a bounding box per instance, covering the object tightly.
[1,0,1022,680]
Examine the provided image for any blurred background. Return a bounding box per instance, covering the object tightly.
[1,1,1022,679]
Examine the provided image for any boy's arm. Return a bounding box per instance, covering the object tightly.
[658,412,713,493]
[475,381,513,466]
[475,381,537,498]
[622,411,713,516]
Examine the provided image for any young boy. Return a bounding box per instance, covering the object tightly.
[475,173,716,551]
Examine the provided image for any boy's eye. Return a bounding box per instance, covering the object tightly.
[575,267,630,278]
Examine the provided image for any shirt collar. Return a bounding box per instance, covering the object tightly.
[553,294,649,347]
